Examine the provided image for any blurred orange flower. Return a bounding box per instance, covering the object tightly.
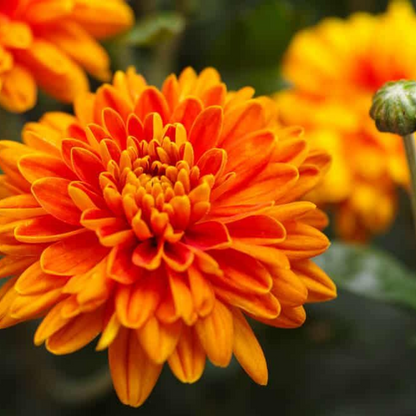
[0,0,133,112]
[276,0,414,241]
[0,67,336,407]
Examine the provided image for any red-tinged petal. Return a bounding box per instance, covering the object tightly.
[32,177,81,225]
[226,215,286,245]
[232,309,268,385]
[292,260,337,302]
[214,285,281,320]
[41,232,109,276]
[109,328,162,408]
[86,123,108,151]
[100,138,121,166]
[184,221,231,250]
[169,270,195,325]
[15,261,68,295]
[46,308,104,354]
[95,85,132,122]
[126,113,144,140]
[135,87,170,124]
[163,242,194,272]
[68,181,106,211]
[71,147,104,189]
[170,97,203,133]
[201,84,226,107]
[115,273,164,328]
[15,216,86,243]
[81,208,121,231]
[132,240,163,271]
[276,222,330,260]
[10,288,63,320]
[301,208,329,231]
[102,108,127,149]
[197,148,227,178]
[188,266,215,318]
[270,267,308,307]
[107,245,144,284]
[213,249,272,294]
[232,240,290,270]
[137,317,182,364]
[143,112,164,142]
[0,255,37,279]
[257,306,306,329]
[0,194,45,218]
[168,326,205,383]
[18,153,76,183]
[195,300,233,367]
[220,100,265,147]
[61,138,96,169]
[162,74,180,112]
[189,106,223,160]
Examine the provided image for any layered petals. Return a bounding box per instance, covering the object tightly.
[0,67,334,407]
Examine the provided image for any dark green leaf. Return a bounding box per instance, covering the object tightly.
[315,242,416,310]
[125,12,186,47]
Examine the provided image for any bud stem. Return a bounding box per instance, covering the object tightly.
[403,134,416,235]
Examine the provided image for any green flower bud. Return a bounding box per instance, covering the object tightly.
[370,80,416,136]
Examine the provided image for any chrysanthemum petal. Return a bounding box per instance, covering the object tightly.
[270,267,308,307]
[258,306,306,329]
[0,255,37,279]
[169,270,195,325]
[189,106,223,160]
[188,266,215,318]
[10,288,63,320]
[115,274,163,329]
[0,64,36,112]
[170,97,203,132]
[0,194,45,218]
[232,309,268,385]
[41,232,109,276]
[18,153,76,183]
[16,39,89,103]
[15,261,68,296]
[46,308,104,354]
[109,328,162,407]
[292,260,337,302]
[32,177,81,225]
[195,300,233,367]
[168,326,205,383]
[137,317,182,364]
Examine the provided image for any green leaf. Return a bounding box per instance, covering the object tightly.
[125,12,186,47]
[315,242,416,310]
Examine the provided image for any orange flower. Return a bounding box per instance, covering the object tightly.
[276,0,414,241]
[0,0,133,113]
[0,67,336,407]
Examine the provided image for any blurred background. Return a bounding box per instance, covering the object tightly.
[4,0,416,415]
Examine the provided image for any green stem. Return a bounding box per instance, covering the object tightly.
[403,133,416,235]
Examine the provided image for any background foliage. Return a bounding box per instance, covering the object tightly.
[2,0,416,415]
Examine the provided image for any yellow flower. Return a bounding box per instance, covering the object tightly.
[276,0,414,241]
[0,0,133,113]
[0,67,336,407]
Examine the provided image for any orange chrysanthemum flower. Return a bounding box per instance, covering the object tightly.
[0,67,336,407]
[0,0,133,113]
[276,0,414,241]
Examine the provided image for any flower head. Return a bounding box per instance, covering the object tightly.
[0,0,133,112]
[0,67,336,407]
[276,0,414,241]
